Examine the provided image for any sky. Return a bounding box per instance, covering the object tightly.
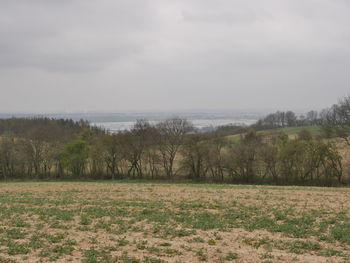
[0,0,350,113]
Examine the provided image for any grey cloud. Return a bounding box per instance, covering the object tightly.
[0,0,350,112]
[0,0,158,72]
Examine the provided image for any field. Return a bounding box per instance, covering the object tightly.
[226,126,322,142]
[0,183,350,263]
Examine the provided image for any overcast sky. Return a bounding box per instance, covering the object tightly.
[0,0,349,113]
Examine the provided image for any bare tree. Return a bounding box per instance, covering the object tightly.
[285,111,297,127]
[101,134,122,180]
[181,133,208,180]
[205,133,227,182]
[156,118,193,178]
[306,110,318,125]
[334,95,350,145]
[259,144,279,183]
[121,120,155,178]
[0,134,18,179]
[321,96,350,145]
[224,130,262,183]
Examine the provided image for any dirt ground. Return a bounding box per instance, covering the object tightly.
[0,182,349,263]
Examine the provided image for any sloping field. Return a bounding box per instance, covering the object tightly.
[261,126,322,137]
[226,126,322,142]
[0,182,350,263]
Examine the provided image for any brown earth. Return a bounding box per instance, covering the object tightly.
[0,182,349,263]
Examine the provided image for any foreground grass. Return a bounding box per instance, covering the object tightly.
[0,182,349,262]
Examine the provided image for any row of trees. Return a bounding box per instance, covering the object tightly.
[225,131,342,185]
[255,110,323,129]
[255,96,350,134]
[320,96,350,145]
[0,96,349,185]
[0,118,194,181]
[0,118,102,180]
[0,118,345,185]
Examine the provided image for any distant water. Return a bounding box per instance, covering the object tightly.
[0,111,263,132]
[92,118,258,132]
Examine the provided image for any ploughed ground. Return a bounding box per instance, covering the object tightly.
[0,182,349,263]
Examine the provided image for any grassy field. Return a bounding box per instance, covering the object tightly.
[227,126,322,142]
[0,182,350,263]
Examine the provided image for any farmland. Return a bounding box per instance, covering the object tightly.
[0,182,350,262]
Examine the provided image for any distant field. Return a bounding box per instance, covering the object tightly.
[227,126,322,142]
[0,182,349,263]
[262,126,322,136]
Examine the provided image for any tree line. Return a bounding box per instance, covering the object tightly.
[254,95,350,133]
[0,96,349,185]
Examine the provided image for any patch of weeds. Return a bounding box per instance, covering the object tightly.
[188,236,205,243]
[6,228,26,239]
[225,251,238,260]
[331,223,350,244]
[261,253,274,259]
[143,256,168,263]
[196,248,208,261]
[39,248,51,258]
[190,212,224,230]
[35,223,44,230]
[208,239,216,245]
[46,232,66,243]
[10,217,30,228]
[243,237,271,249]
[163,248,182,256]
[37,207,75,221]
[88,236,98,244]
[316,248,343,257]
[274,240,321,254]
[52,244,75,255]
[64,238,77,246]
[272,209,290,221]
[7,241,30,255]
[117,236,129,246]
[147,246,161,255]
[131,225,145,232]
[116,252,140,263]
[80,214,92,225]
[273,215,315,238]
[50,220,70,229]
[77,225,91,231]
[160,226,196,238]
[136,240,148,250]
[94,219,112,231]
[28,234,44,249]
[317,234,333,242]
[174,228,196,237]
[83,247,113,263]
[244,215,276,231]
[288,240,321,254]
[180,244,193,252]
[159,242,172,247]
